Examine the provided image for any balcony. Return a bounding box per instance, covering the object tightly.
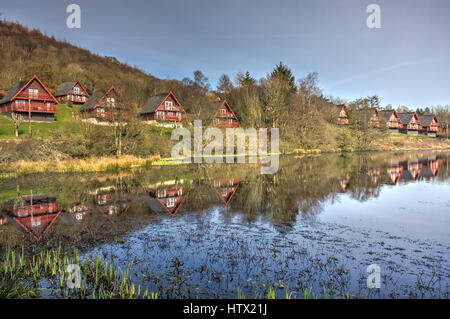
[13,104,58,113]
[156,114,185,122]
[215,120,239,128]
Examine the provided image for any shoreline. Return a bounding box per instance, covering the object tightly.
[1,146,449,177]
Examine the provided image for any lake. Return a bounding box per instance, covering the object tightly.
[0,150,449,298]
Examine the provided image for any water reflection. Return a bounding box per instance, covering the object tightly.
[0,151,448,242]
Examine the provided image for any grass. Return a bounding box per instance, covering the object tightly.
[0,104,80,139]
[0,246,159,299]
[2,154,161,174]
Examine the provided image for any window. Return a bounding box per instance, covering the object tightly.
[73,87,80,94]
[28,88,38,97]
[16,100,26,105]
[107,97,115,106]
[165,101,173,107]
[220,109,226,114]
[168,112,173,116]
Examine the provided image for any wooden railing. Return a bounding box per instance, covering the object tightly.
[13,104,58,113]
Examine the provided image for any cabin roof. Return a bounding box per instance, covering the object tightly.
[80,86,117,112]
[419,114,438,127]
[377,109,396,121]
[397,112,417,124]
[203,100,238,120]
[139,91,184,115]
[0,75,58,105]
[79,92,103,111]
[139,93,170,115]
[0,81,25,104]
[54,81,77,96]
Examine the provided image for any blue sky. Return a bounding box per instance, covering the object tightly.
[0,0,449,108]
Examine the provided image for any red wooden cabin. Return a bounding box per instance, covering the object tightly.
[55,81,90,104]
[60,204,90,225]
[204,100,239,128]
[0,75,58,121]
[371,109,402,130]
[139,91,186,122]
[398,112,422,134]
[212,178,240,205]
[145,185,187,216]
[80,86,129,120]
[337,104,350,125]
[419,114,441,136]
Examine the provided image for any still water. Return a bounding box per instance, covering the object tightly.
[0,151,449,298]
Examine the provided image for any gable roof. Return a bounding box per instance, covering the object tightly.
[79,86,116,112]
[55,81,77,96]
[377,109,397,121]
[203,100,238,121]
[0,75,58,105]
[139,91,184,115]
[397,112,418,125]
[420,114,438,127]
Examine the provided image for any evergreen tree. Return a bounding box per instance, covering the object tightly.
[236,71,256,87]
[270,62,295,90]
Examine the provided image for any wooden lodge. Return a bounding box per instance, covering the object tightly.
[204,100,239,128]
[54,80,90,104]
[371,109,403,131]
[0,75,58,122]
[79,86,128,121]
[337,104,350,125]
[419,114,441,137]
[397,112,422,135]
[139,91,186,124]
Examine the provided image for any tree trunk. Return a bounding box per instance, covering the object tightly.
[28,99,31,137]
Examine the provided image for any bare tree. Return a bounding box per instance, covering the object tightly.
[11,112,24,138]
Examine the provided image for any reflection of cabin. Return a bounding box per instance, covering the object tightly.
[204,100,239,128]
[337,104,349,125]
[212,178,240,205]
[371,109,402,131]
[59,204,90,225]
[145,185,187,215]
[428,159,442,176]
[93,188,131,216]
[398,112,422,135]
[407,161,423,180]
[419,115,441,137]
[139,91,186,123]
[387,164,404,185]
[368,168,381,185]
[4,194,61,241]
[338,174,350,192]
[80,86,128,121]
[54,81,90,104]
[0,216,7,226]
[0,75,58,121]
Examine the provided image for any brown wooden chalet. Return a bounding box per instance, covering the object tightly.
[0,75,58,122]
[397,112,422,134]
[144,185,187,216]
[79,86,128,120]
[212,178,240,205]
[203,100,239,127]
[139,91,185,122]
[4,194,62,241]
[371,109,402,130]
[54,81,90,104]
[419,114,441,136]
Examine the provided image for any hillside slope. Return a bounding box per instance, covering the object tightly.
[0,20,186,107]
